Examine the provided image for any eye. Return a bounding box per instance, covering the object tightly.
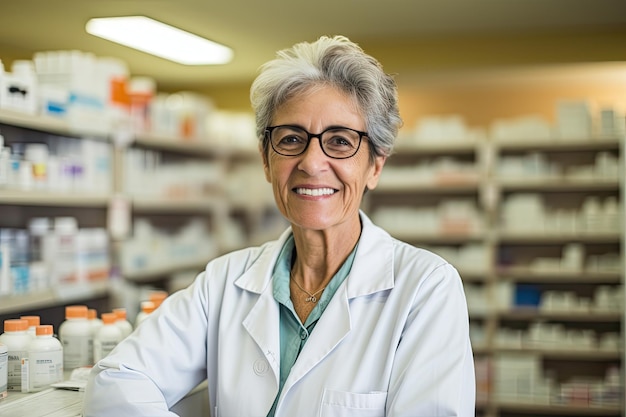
[279,133,306,145]
[324,130,358,149]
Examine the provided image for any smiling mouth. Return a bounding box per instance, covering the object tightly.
[294,187,337,196]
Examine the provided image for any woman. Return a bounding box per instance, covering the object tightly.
[83,35,475,416]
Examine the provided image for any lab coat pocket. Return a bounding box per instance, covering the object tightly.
[320,389,387,417]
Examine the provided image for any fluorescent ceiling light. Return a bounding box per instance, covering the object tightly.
[86,16,233,65]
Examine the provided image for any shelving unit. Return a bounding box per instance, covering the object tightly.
[0,109,275,323]
[366,134,625,417]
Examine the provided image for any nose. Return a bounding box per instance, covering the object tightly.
[297,136,328,174]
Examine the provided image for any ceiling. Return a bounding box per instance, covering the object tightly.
[1,0,626,91]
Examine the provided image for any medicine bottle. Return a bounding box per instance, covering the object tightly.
[93,313,123,363]
[58,305,91,369]
[23,325,63,392]
[20,315,40,338]
[87,309,102,364]
[112,308,133,339]
[0,341,7,398]
[149,290,168,309]
[0,319,30,391]
[135,301,155,328]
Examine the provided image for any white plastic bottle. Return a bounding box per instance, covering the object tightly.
[135,301,156,328]
[20,315,40,338]
[87,308,103,365]
[58,305,91,369]
[0,319,30,391]
[22,325,63,392]
[112,308,133,339]
[93,313,123,363]
[0,341,7,399]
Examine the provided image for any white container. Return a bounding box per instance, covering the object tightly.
[0,341,7,399]
[93,313,123,363]
[51,217,78,286]
[24,143,49,189]
[20,315,40,338]
[135,301,156,328]
[112,308,133,339]
[0,319,30,391]
[58,305,91,369]
[23,325,63,392]
[88,308,103,343]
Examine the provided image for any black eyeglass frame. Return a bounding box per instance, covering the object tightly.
[265,124,369,159]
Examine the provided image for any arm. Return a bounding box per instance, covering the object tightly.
[387,263,476,417]
[83,272,209,416]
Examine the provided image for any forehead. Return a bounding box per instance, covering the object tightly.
[273,84,363,127]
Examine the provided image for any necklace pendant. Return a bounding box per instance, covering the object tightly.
[306,296,317,303]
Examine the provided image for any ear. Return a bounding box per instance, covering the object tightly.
[259,142,271,182]
[366,154,387,191]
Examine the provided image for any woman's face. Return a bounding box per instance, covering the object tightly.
[262,85,387,232]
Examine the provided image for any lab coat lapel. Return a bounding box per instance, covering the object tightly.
[281,212,395,393]
[238,229,292,387]
[281,281,351,395]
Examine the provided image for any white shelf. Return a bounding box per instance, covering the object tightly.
[497,178,619,191]
[0,280,110,315]
[0,109,109,139]
[131,196,223,213]
[122,258,208,283]
[494,401,622,415]
[0,189,111,207]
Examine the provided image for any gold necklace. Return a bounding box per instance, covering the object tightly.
[290,273,326,303]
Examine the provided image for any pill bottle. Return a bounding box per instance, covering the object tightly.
[24,143,48,189]
[22,325,63,392]
[135,301,156,328]
[20,315,40,338]
[0,342,7,399]
[0,319,30,391]
[87,309,103,364]
[93,313,123,363]
[149,290,168,309]
[58,305,91,369]
[112,308,133,339]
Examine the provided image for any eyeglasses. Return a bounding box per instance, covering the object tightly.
[265,125,368,159]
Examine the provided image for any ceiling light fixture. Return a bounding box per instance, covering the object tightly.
[86,16,233,65]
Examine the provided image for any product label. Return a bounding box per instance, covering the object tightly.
[0,350,7,396]
[6,350,26,391]
[93,339,119,363]
[27,350,63,391]
[62,335,90,369]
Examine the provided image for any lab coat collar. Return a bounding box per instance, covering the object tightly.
[234,211,396,298]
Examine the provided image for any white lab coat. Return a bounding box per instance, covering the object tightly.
[84,212,475,417]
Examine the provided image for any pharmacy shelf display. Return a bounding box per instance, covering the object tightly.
[366,135,624,417]
[0,109,274,312]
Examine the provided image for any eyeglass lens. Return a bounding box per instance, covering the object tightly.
[270,126,362,158]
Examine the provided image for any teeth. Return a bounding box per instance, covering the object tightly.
[295,187,336,196]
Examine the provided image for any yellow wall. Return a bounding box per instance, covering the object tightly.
[195,27,626,130]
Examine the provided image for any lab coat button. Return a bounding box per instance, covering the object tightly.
[253,358,269,375]
[300,330,307,340]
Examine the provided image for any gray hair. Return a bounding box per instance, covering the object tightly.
[250,35,402,160]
